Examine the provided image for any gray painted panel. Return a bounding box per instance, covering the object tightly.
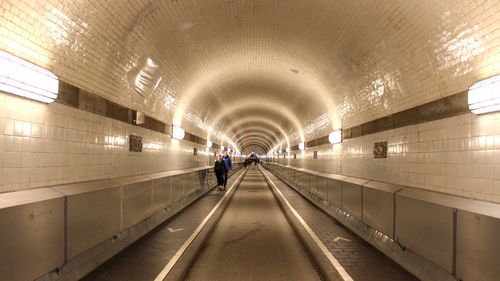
[395,195,454,273]
[298,171,307,190]
[122,181,153,230]
[0,194,64,281]
[309,175,318,195]
[183,172,194,195]
[341,181,362,220]
[65,187,121,259]
[456,210,500,281]
[153,177,171,211]
[170,175,184,202]
[327,179,342,208]
[316,177,328,200]
[196,169,207,190]
[362,186,395,238]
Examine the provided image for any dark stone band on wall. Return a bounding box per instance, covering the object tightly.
[303,91,469,149]
[56,80,211,147]
[58,81,469,152]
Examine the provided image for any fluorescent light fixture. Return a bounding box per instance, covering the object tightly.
[146,57,158,68]
[298,142,305,150]
[468,75,500,114]
[328,129,342,144]
[0,50,59,103]
[285,147,291,153]
[206,140,212,148]
[171,125,185,140]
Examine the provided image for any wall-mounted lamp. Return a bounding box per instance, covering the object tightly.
[220,145,225,151]
[171,125,185,140]
[328,129,342,144]
[206,140,212,148]
[285,147,291,153]
[468,75,500,114]
[0,50,59,103]
[298,142,305,151]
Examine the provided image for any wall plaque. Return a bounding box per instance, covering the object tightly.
[374,141,387,158]
[129,135,143,152]
[193,147,198,156]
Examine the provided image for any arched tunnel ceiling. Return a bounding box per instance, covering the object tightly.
[1,0,499,152]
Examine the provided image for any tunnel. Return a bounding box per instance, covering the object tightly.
[0,1,500,281]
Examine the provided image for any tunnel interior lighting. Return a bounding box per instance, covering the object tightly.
[298,142,305,150]
[0,50,59,103]
[468,75,500,114]
[171,125,185,140]
[206,140,212,148]
[329,129,342,144]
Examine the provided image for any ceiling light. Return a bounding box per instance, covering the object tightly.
[0,50,59,103]
[171,125,185,140]
[298,142,305,150]
[329,129,342,144]
[206,140,212,148]
[468,75,500,114]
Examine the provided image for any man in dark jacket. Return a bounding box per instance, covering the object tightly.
[214,155,227,191]
[223,153,233,189]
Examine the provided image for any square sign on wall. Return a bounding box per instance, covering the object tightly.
[129,135,143,152]
[374,142,387,158]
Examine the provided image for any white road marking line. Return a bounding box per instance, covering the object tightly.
[333,236,351,243]
[260,168,354,281]
[154,170,246,281]
[167,227,184,233]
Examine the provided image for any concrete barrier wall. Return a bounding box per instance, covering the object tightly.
[0,164,242,281]
[263,162,500,281]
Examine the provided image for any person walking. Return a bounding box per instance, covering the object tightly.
[214,155,227,191]
[223,153,233,189]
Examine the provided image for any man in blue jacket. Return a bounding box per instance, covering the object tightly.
[223,153,233,189]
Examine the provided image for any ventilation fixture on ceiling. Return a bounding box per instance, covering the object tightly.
[0,50,59,103]
[468,75,500,114]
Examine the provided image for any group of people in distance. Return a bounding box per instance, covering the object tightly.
[243,155,259,168]
[214,153,233,191]
[213,152,261,191]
